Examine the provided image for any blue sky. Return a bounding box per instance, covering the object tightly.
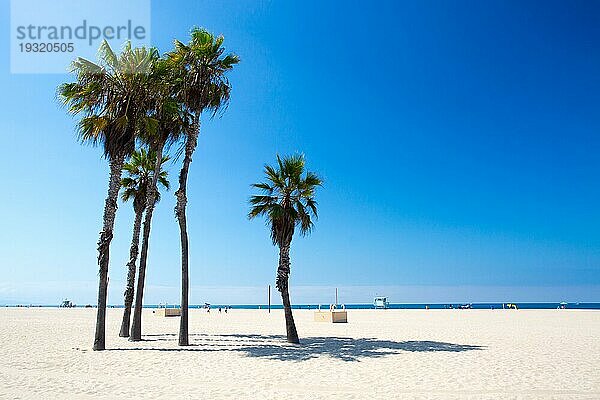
[0,0,599,304]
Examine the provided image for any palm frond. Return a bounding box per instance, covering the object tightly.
[248,154,322,246]
[120,147,170,206]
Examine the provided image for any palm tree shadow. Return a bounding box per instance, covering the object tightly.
[120,333,484,362]
[234,335,484,362]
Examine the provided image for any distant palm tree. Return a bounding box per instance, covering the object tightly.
[119,148,169,338]
[59,40,158,350]
[248,155,322,343]
[167,27,239,345]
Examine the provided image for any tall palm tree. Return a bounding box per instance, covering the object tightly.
[129,58,186,342]
[248,154,322,344]
[59,40,158,350]
[167,27,239,345]
[119,148,169,337]
[129,59,189,341]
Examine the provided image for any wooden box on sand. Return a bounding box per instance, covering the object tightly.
[313,310,348,323]
[154,308,181,317]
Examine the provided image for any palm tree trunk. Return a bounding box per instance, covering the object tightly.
[176,117,199,346]
[130,142,165,342]
[93,156,125,351]
[276,243,299,344]
[119,203,145,337]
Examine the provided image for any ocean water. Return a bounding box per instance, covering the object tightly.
[14,302,600,309]
[194,302,600,310]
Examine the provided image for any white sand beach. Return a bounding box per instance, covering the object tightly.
[1,308,599,399]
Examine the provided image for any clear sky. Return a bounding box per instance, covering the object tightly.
[1,0,599,305]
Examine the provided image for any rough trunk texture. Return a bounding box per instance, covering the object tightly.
[119,203,145,337]
[176,117,199,346]
[130,142,164,342]
[277,243,299,344]
[93,156,125,351]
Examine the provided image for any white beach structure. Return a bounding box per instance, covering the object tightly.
[373,296,389,309]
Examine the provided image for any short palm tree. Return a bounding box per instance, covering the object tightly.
[58,40,158,350]
[119,148,169,338]
[167,27,239,345]
[248,154,322,344]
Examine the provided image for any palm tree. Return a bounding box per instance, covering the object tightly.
[119,148,169,337]
[248,154,323,343]
[166,27,239,345]
[129,58,187,342]
[59,40,158,350]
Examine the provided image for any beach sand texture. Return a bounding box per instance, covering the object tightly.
[1,308,598,399]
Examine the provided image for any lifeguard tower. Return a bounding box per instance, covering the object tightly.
[373,296,389,309]
[59,299,74,308]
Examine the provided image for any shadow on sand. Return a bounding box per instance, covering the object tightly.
[108,333,484,361]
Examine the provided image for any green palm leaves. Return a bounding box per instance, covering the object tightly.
[59,40,159,159]
[121,148,170,210]
[167,27,240,116]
